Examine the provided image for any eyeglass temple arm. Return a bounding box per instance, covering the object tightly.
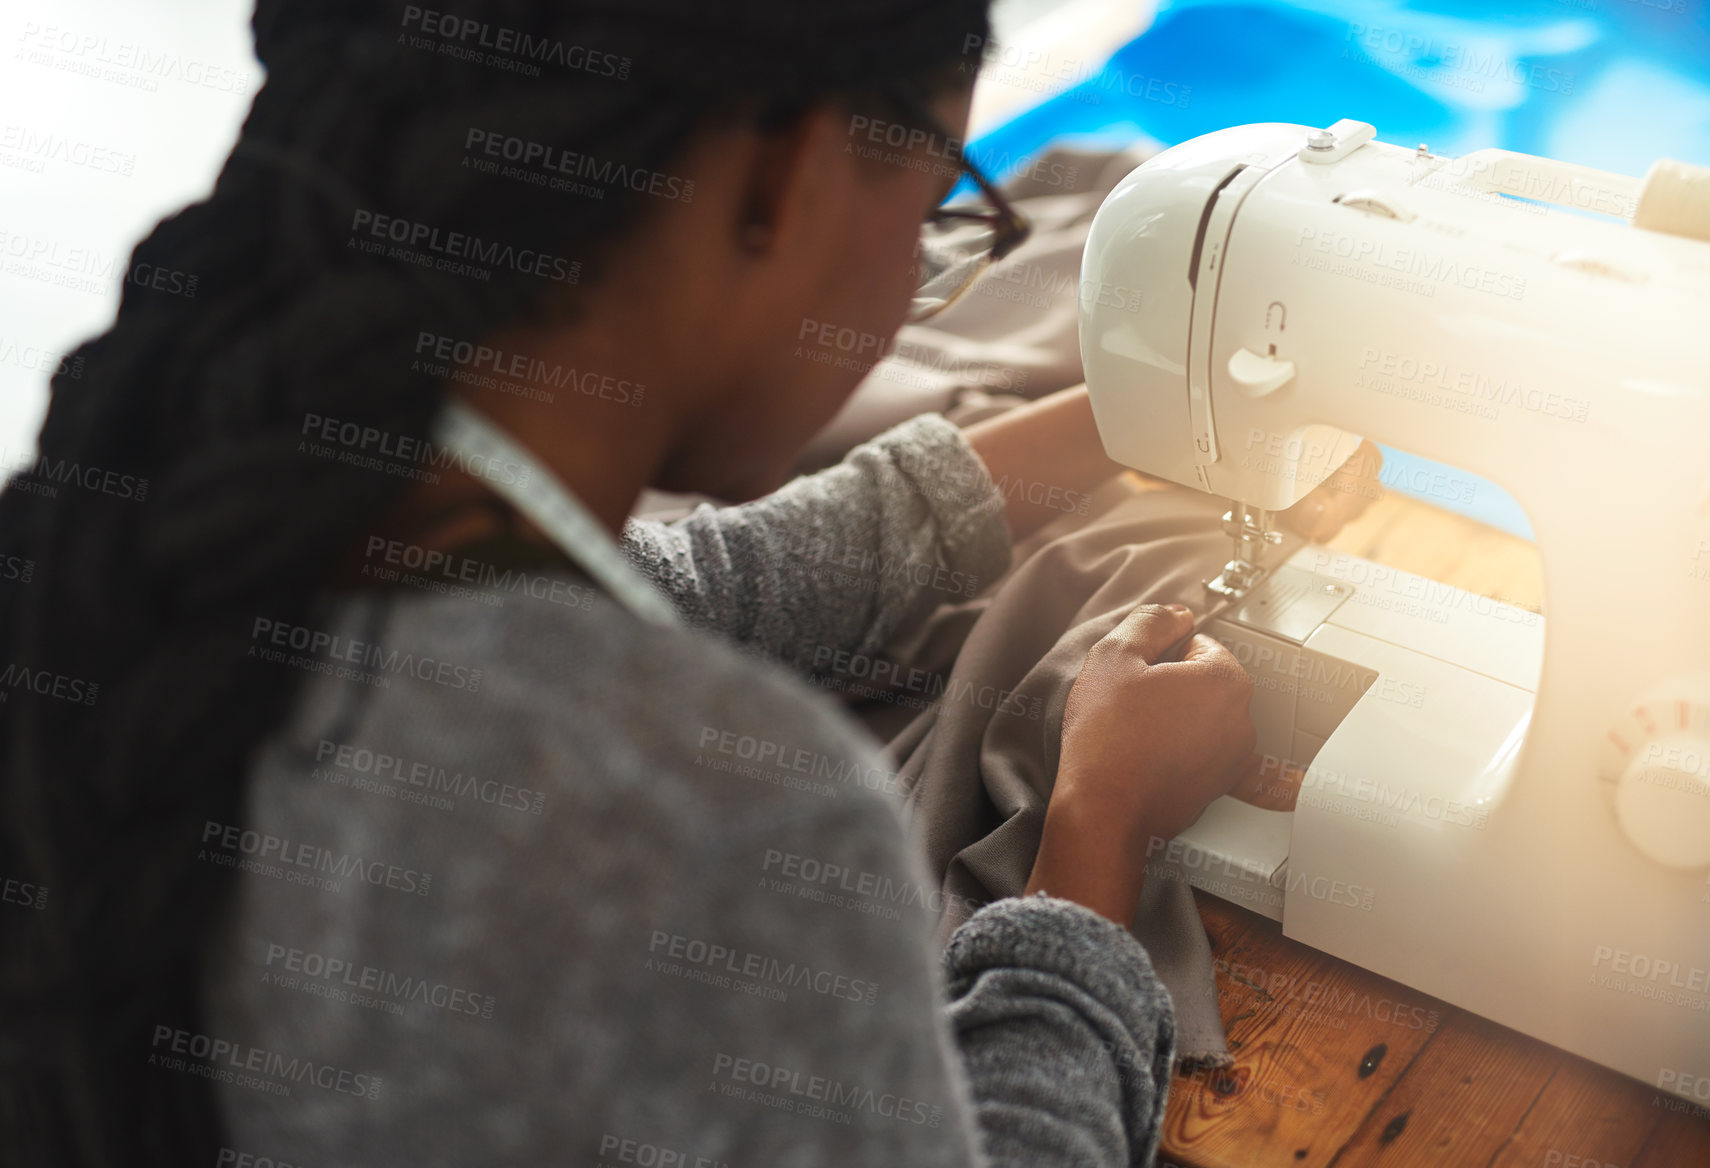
[889,85,1031,260]
[953,149,1029,259]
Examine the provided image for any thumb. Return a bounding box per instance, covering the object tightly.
[1104,602,1194,665]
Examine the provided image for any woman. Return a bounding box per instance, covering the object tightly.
[0,1,1359,1164]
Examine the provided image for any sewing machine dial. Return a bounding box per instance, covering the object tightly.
[1598,676,1710,869]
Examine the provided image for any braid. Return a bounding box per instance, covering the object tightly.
[0,0,989,1163]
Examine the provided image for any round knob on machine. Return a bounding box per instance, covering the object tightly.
[1599,676,1710,869]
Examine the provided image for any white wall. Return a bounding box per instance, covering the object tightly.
[0,0,1123,466]
[0,0,261,467]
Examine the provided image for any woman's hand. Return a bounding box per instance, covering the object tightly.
[1277,439,1384,542]
[1025,603,1257,926]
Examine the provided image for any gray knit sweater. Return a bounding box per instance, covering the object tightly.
[201,413,1175,1166]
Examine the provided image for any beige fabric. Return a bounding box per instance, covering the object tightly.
[826,482,1305,1069]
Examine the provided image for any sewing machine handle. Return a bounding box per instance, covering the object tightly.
[1429,148,1641,220]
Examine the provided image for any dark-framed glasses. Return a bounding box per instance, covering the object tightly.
[886,92,1032,323]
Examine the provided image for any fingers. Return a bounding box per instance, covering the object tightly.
[1176,632,1249,681]
[1102,603,1194,666]
[1327,439,1384,490]
[1350,438,1384,477]
[1176,633,1257,759]
[1324,443,1382,523]
[1281,439,1387,541]
[1286,486,1362,541]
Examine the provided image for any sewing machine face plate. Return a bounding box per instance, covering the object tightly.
[1220,564,1355,645]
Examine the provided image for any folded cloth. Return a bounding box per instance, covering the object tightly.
[825,480,1305,1071]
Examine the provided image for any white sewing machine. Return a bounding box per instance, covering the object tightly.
[1080,120,1710,1104]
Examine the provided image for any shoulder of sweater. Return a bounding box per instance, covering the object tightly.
[270,585,909,846]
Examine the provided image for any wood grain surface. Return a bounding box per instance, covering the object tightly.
[1161,894,1710,1168]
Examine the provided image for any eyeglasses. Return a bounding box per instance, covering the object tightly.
[885,90,1032,324]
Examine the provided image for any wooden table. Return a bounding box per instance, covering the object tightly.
[1160,892,1710,1168]
[1134,479,1710,1167]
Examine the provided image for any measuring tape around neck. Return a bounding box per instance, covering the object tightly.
[430,398,682,628]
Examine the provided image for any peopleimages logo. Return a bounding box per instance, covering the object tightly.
[199,820,433,897]
[808,645,1041,721]
[14,22,255,94]
[0,228,196,299]
[216,1148,307,1168]
[647,930,879,1006]
[1355,347,1589,422]
[149,1025,381,1099]
[1658,1067,1710,1104]
[0,661,98,706]
[399,5,631,79]
[1294,226,1527,301]
[798,534,979,599]
[1212,957,1441,1031]
[1590,945,1710,992]
[711,1053,943,1127]
[348,209,581,284]
[299,412,532,487]
[694,726,907,797]
[598,1133,728,1168]
[250,617,484,692]
[1341,23,1575,95]
[314,737,546,815]
[760,848,984,920]
[2,875,47,911]
[413,331,645,406]
[262,942,497,1019]
[0,334,84,378]
[464,129,694,202]
[1,444,148,502]
[1145,836,1378,910]
[362,534,598,612]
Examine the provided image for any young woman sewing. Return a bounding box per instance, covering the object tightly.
[0,1,1367,1164]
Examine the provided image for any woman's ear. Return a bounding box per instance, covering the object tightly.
[732,104,848,256]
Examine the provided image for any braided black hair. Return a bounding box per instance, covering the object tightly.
[0,2,988,1162]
